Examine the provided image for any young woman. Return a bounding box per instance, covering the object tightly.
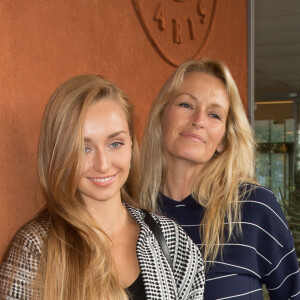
[0,74,205,300]
[140,59,300,299]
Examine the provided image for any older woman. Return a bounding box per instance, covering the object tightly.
[140,59,300,299]
[0,74,204,300]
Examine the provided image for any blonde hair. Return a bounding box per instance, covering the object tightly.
[140,58,256,264]
[35,74,139,299]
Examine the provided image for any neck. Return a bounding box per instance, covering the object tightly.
[85,197,132,237]
[162,159,203,201]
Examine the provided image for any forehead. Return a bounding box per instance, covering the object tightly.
[179,71,226,93]
[84,98,129,133]
[168,71,229,108]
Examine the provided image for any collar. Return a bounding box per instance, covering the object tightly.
[158,192,201,209]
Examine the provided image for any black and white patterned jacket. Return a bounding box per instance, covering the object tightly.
[0,205,205,299]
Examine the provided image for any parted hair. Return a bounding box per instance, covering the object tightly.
[140,58,256,264]
[30,75,139,299]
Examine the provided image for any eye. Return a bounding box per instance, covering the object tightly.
[110,141,124,149]
[84,146,91,154]
[179,102,192,109]
[209,112,221,120]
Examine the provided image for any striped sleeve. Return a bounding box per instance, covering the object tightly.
[247,186,300,299]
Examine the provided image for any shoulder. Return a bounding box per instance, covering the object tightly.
[149,212,203,261]
[127,204,182,233]
[142,207,188,242]
[241,183,278,203]
[5,211,50,259]
[152,212,181,230]
[240,183,287,222]
[150,211,205,296]
[127,205,205,297]
[0,211,50,299]
[126,203,201,254]
[127,204,194,246]
[239,183,292,244]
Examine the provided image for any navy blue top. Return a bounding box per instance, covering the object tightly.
[127,272,146,300]
[159,184,300,299]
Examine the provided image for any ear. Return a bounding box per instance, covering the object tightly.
[216,144,223,153]
[216,138,225,153]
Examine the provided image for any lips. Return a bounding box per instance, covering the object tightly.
[180,131,206,144]
[88,174,116,186]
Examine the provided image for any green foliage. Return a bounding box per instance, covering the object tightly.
[281,171,300,260]
[262,284,270,299]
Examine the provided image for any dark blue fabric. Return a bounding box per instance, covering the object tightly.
[127,272,146,300]
[159,184,300,299]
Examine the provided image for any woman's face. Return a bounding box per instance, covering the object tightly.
[161,71,229,169]
[78,98,132,206]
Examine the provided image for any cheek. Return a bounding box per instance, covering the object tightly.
[82,156,93,173]
[124,153,132,167]
[161,110,171,135]
[161,123,174,151]
[161,117,172,147]
[161,109,181,139]
[116,148,132,169]
[214,126,226,144]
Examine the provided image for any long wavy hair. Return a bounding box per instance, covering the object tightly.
[34,74,140,299]
[140,58,256,264]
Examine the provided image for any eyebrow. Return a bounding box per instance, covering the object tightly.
[108,130,127,138]
[175,92,198,100]
[175,92,227,110]
[84,130,127,142]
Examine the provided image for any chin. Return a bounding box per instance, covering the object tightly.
[175,154,207,165]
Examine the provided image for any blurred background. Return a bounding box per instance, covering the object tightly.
[254,0,300,267]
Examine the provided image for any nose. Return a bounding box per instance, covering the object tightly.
[191,110,205,128]
[94,150,110,173]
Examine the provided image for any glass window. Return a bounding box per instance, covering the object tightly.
[254,101,296,202]
[253,1,300,292]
